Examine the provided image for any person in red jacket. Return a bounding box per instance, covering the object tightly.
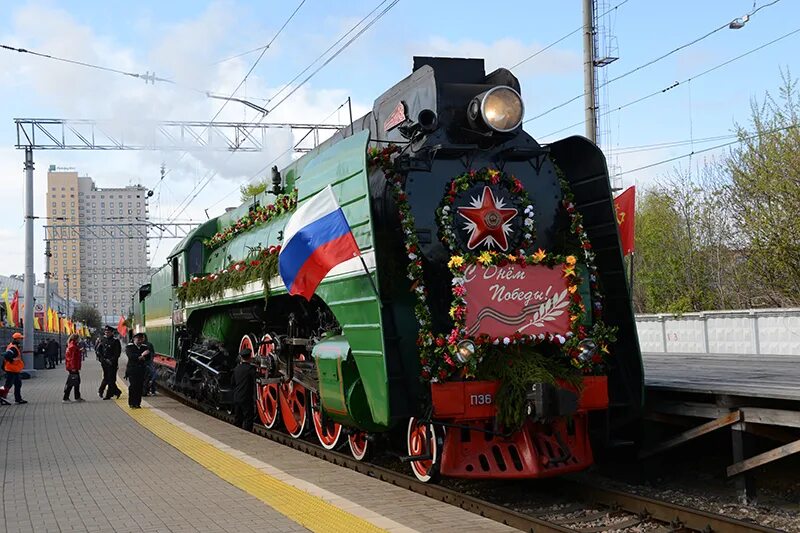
[63,334,85,403]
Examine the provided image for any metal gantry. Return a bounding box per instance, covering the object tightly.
[44,222,199,241]
[15,118,346,153]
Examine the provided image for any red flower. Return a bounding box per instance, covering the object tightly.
[250,260,261,267]
[582,241,592,250]
[421,369,431,380]
[438,369,449,380]
[435,337,445,347]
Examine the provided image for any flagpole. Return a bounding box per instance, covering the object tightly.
[357,254,381,306]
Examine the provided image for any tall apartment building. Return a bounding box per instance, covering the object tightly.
[46,167,150,323]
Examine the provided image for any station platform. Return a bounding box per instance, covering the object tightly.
[643,351,800,401]
[0,358,515,533]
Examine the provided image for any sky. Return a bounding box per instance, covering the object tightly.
[0,0,798,280]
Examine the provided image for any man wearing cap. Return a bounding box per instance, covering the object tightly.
[231,349,256,431]
[97,326,122,400]
[125,332,151,408]
[2,332,27,404]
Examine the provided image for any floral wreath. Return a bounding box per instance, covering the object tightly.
[176,245,281,304]
[436,168,536,254]
[367,145,616,384]
[204,189,297,250]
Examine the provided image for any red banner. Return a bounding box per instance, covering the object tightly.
[463,264,572,339]
[117,315,128,338]
[614,186,635,256]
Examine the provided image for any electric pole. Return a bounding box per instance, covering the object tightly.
[44,240,51,332]
[583,0,598,143]
[64,273,71,319]
[22,146,36,375]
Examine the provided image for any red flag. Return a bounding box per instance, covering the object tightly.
[117,315,128,338]
[614,186,635,256]
[10,290,19,328]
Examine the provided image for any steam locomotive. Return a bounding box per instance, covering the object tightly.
[131,57,643,482]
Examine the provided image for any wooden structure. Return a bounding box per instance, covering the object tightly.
[641,352,800,504]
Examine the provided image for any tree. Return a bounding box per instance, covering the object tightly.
[725,71,800,306]
[72,303,102,329]
[240,180,269,202]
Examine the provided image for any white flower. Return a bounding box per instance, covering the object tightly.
[524,233,532,240]
[442,206,450,213]
[408,253,417,260]
[590,274,597,282]
[503,337,511,345]
[555,334,566,344]
[566,331,574,338]
[431,376,439,383]
[538,333,545,340]
[415,286,424,294]
[524,218,534,227]
[492,338,500,345]
[451,277,465,286]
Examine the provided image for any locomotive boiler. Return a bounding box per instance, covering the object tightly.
[131,57,643,482]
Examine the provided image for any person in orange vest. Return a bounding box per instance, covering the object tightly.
[2,332,27,404]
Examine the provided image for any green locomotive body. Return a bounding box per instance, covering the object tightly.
[131,57,643,481]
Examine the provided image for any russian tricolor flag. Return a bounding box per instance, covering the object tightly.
[279,185,360,300]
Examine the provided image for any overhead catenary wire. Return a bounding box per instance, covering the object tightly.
[166,1,399,223]
[525,0,784,125]
[510,0,631,70]
[204,99,351,213]
[264,0,399,112]
[539,25,800,140]
[161,0,308,219]
[611,123,798,178]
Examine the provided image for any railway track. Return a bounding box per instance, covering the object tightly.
[159,386,781,533]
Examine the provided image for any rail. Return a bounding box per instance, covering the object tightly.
[159,386,781,533]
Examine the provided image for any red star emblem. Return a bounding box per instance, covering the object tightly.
[457,186,518,250]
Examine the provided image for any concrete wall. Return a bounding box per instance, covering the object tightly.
[636,308,800,356]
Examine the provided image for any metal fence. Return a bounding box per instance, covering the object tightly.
[636,308,800,356]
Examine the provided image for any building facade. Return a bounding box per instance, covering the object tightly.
[46,168,150,323]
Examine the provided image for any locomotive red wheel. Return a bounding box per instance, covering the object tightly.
[348,431,371,461]
[239,334,258,356]
[255,334,280,428]
[279,354,308,438]
[256,382,280,428]
[407,417,441,483]
[310,391,342,450]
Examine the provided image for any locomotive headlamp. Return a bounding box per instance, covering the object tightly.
[455,340,477,364]
[468,86,524,133]
[577,339,598,364]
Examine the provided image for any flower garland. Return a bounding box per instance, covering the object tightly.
[366,145,616,385]
[176,245,281,304]
[203,189,297,250]
[436,168,536,253]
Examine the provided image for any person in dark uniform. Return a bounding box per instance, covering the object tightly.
[125,332,151,409]
[231,349,256,431]
[97,326,122,400]
[45,338,59,369]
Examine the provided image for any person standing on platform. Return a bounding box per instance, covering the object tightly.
[2,332,27,404]
[63,334,85,403]
[125,332,150,409]
[36,340,47,367]
[45,338,59,369]
[231,348,256,431]
[142,333,157,397]
[97,326,122,400]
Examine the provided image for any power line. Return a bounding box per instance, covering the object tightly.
[204,99,351,213]
[510,0,631,70]
[540,25,800,139]
[525,0,784,125]
[612,123,798,178]
[0,43,174,85]
[161,0,307,216]
[264,0,398,110]
[167,1,398,222]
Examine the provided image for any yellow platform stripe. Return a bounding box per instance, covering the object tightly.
[114,393,385,533]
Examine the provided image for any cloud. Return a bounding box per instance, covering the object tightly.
[0,2,376,276]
